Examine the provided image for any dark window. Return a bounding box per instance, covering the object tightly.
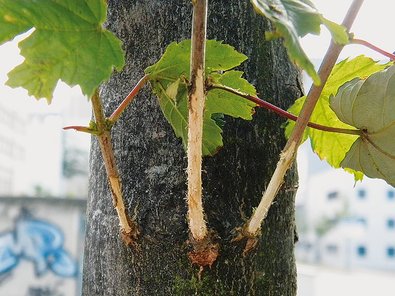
[357,245,367,257]
[387,247,395,258]
[357,217,367,226]
[387,219,395,229]
[388,191,395,200]
[301,242,312,250]
[326,244,338,254]
[327,191,339,200]
[357,189,366,199]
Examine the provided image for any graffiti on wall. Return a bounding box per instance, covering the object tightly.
[0,209,78,279]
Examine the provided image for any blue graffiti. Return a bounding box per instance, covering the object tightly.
[0,212,78,278]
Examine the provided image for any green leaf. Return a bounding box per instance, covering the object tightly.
[251,0,349,85]
[0,0,125,101]
[207,71,256,120]
[285,56,390,180]
[145,40,256,156]
[145,40,247,80]
[331,65,395,187]
[145,41,191,81]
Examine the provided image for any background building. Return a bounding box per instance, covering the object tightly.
[0,101,27,196]
[0,98,90,198]
[0,34,91,199]
[296,142,395,271]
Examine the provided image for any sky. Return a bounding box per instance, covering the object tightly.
[302,0,395,60]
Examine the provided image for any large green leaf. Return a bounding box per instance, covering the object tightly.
[331,65,395,186]
[285,56,390,180]
[0,0,125,101]
[251,0,349,85]
[145,40,256,156]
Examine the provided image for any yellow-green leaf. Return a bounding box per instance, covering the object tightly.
[331,65,395,186]
[285,56,390,181]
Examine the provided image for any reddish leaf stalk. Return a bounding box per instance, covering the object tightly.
[244,0,365,240]
[109,74,149,122]
[91,90,139,246]
[63,125,96,134]
[351,38,395,61]
[209,84,362,136]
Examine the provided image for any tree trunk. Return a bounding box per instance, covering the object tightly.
[82,1,302,295]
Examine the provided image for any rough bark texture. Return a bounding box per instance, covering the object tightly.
[83,1,302,295]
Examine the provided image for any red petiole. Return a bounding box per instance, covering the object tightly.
[209,84,362,136]
[351,38,395,61]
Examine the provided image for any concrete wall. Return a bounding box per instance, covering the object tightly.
[0,197,86,296]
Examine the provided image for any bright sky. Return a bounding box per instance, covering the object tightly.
[302,0,395,60]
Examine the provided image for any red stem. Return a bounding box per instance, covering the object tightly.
[63,125,95,134]
[351,38,395,61]
[209,84,361,136]
[109,75,149,122]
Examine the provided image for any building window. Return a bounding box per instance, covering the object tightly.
[357,189,366,199]
[357,245,367,257]
[326,244,338,254]
[357,217,367,226]
[387,219,395,229]
[327,191,339,200]
[387,247,395,258]
[300,242,312,250]
[387,191,395,200]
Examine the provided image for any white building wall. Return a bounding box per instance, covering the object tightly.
[296,156,395,271]
[25,114,63,197]
[0,102,29,196]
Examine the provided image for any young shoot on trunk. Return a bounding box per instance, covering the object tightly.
[91,90,140,247]
[239,0,365,253]
[187,0,219,268]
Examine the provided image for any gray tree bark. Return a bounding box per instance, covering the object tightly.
[83,1,302,295]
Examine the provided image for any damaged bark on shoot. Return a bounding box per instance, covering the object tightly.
[187,0,219,267]
[91,90,139,247]
[240,0,365,253]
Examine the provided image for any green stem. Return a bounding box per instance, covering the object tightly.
[351,38,395,61]
[209,84,362,136]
